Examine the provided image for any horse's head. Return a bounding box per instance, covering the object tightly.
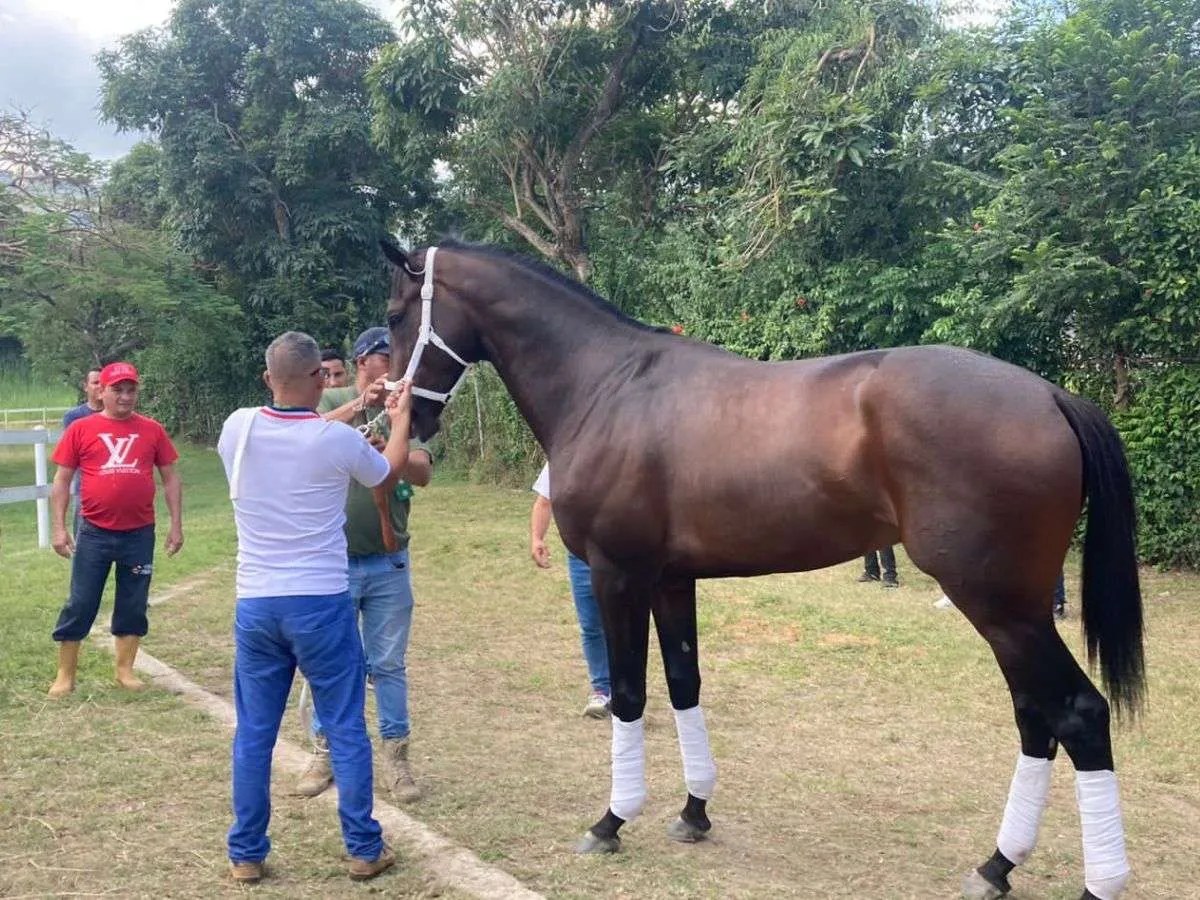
[380,241,481,441]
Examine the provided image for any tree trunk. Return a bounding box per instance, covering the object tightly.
[1113,352,1130,411]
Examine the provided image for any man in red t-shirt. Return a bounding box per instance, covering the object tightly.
[46,361,184,698]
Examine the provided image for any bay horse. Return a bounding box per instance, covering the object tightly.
[380,240,1144,900]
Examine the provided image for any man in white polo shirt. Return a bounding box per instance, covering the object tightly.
[216,331,412,885]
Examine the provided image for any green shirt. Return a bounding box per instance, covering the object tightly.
[317,386,431,556]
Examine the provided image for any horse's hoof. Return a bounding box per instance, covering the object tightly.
[575,830,620,854]
[666,816,710,843]
[962,869,1008,900]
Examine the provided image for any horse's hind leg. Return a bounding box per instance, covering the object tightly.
[965,654,1059,899]
[967,620,1130,900]
[652,577,716,843]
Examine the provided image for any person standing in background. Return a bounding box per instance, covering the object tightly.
[47,362,183,698]
[530,463,611,718]
[61,368,104,534]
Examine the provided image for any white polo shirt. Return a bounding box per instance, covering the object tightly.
[217,407,390,598]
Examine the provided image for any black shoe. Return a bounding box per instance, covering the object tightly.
[881,578,899,589]
[1053,604,1066,621]
[857,572,880,583]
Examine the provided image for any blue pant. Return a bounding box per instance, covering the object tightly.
[52,521,155,641]
[311,550,414,741]
[567,552,610,695]
[228,593,383,864]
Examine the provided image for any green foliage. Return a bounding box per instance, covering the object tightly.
[104,142,169,230]
[369,0,724,280]
[1115,367,1200,569]
[930,0,1200,394]
[436,365,543,485]
[97,0,427,344]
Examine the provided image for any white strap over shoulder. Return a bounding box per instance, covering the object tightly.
[228,407,262,501]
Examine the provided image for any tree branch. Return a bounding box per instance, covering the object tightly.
[557,22,645,195]
[483,201,559,260]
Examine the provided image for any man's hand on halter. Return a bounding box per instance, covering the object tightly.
[361,376,391,408]
[385,379,413,428]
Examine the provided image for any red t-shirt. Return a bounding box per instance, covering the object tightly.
[53,413,179,531]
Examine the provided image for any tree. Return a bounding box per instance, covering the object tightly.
[97,0,429,343]
[370,0,705,282]
[0,113,243,408]
[926,0,1200,401]
[104,142,169,230]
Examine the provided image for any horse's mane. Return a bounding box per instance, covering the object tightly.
[438,239,660,334]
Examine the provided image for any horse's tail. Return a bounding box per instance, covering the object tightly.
[1053,390,1145,720]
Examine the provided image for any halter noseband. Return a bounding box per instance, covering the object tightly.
[384,246,471,405]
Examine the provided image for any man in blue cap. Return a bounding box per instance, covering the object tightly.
[296,326,433,803]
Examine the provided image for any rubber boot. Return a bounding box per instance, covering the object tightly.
[114,635,146,690]
[47,640,81,698]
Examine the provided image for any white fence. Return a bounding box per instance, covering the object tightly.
[1,406,71,429]
[0,427,61,549]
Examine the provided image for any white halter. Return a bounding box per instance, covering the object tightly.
[385,246,471,404]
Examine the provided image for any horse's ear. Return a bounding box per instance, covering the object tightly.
[379,240,409,272]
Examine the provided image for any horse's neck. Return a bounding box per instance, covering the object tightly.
[472,274,641,454]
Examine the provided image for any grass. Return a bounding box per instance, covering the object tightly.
[1,444,1198,898]
[0,363,75,415]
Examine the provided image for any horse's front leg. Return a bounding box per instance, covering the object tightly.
[575,559,652,854]
[653,577,715,843]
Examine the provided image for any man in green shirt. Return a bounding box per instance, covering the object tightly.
[295,327,433,803]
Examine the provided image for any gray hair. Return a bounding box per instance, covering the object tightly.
[265,331,321,380]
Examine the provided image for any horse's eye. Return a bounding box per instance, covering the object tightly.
[386,313,404,328]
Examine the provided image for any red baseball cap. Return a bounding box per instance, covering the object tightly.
[99,362,140,386]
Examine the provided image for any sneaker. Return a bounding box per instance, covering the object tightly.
[856,572,880,583]
[348,844,395,881]
[1054,604,1066,621]
[583,691,611,719]
[294,735,333,798]
[379,737,421,803]
[881,577,899,589]
[230,860,265,884]
[933,594,954,610]
[366,673,375,692]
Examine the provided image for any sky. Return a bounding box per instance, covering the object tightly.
[0,0,396,160]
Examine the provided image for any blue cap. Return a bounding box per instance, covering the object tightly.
[353,326,390,359]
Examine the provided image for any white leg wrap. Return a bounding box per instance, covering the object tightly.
[672,704,717,800]
[1076,770,1131,899]
[996,753,1054,865]
[610,716,647,821]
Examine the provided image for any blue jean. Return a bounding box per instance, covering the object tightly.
[52,521,155,641]
[312,550,414,741]
[228,593,383,864]
[567,552,610,695]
